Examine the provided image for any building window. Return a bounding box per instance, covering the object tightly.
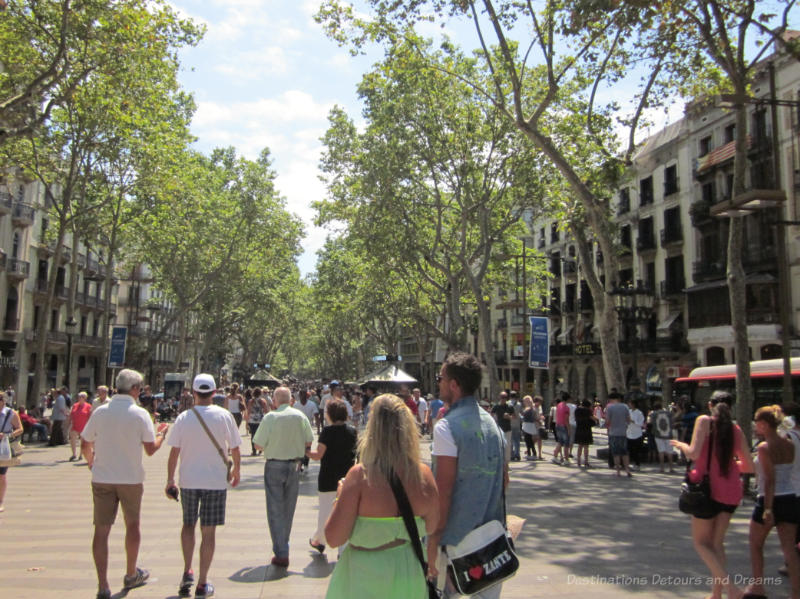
[550,223,559,244]
[620,224,632,250]
[12,232,19,259]
[637,217,655,251]
[699,136,712,157]
[664,165,678,196]
[724,123,736,143]
[640,176,654,206]
[618,188,630,215]
[702,182,714,204]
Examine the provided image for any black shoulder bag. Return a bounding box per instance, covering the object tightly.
[388,472,442,599]
[678,427,715,518]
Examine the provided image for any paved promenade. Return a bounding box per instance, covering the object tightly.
[0,432,790,599]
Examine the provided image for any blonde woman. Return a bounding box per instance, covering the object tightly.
[324,394,438,599]
[742,405,800,599]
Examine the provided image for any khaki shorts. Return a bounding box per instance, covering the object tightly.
[92,482,144,527]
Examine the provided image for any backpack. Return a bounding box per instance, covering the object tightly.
[654,410,671,438]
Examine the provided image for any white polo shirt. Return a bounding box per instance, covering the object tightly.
[81,395,155,484]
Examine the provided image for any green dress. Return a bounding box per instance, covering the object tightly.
[325,516,427,599]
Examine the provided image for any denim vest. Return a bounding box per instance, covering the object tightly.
[437,396,505,546]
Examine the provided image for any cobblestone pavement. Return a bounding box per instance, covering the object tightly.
[0,430,789,599]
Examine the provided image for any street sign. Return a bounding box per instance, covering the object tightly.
[529,316,549,369]
[108,326,128,368]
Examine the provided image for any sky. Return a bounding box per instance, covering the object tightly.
[168,1,684,279]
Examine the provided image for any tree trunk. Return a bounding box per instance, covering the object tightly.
[730,103,754,442]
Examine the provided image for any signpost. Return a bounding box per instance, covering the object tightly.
[108,326,128,368]
[529,316,550,369]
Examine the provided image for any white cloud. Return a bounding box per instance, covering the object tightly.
[213,47,289,79]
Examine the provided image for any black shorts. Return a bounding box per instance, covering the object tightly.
[752,495,800,525]
[694,499,737,520]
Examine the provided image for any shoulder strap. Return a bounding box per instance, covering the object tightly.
[704,425,715,472]
[191,407,229,469]
[388,471,428,579]
[1,408,12,432]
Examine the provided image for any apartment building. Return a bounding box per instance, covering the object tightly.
[402,46,800,405]
[0,176,115,406]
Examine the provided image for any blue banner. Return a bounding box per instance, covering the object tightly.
[529,316,550,369]
[108,326,128,368]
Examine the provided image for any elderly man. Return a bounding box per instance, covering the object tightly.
[91,386,110,412]
[81,369,169,599]
[252,386,313,568]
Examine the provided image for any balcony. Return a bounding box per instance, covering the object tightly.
[3,317,19,332]
[636,234,657,252]
[660,275,686,297]
[59,246,71,263]
[74,335,103,348]
[26,329,68,344]
[563,261,577,276]
[551,344,574,356]
[54,285,70,302]
[85,295,98,308]
[660,227,683,246]
[11,202,34,227]
[77,253,86,269]
[496,317,508,329]
[494,350,507,365]
[510,314,526,327]
[0,190,12,215]
[75,291,86,306]
[693,258,726,282]
[86,256,99,274]
[33,278,48,295]
[6,258,30,280]
[510,345,529,361]
[742,245,777,272]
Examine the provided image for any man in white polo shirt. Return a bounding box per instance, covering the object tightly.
[81,369,169,599]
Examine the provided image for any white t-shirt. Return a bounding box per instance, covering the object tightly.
[168,405,242,490]
[81,395,156,484]
[432,418,458,458]
[296,400,319,423]
[627,409,645,439]
[417,398,428,422]
[568,402,577,426]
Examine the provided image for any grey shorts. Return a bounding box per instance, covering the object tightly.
[181,488,227,527]
[609,435,629,457]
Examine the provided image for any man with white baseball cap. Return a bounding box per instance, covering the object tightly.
[165,373,241,598]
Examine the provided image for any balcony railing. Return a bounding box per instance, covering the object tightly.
[660,275,686,297]
[0,190,12,214]
[6,258,30,279]
[660,227,683,246]
[11,202,34,226]
[86,256,99,273]
[693,258,726,281]
[55,285,70,301]
[636,234,657,251]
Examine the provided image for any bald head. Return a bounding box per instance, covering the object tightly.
[273,386,291,406]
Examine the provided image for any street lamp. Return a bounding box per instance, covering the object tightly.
[610,280,654,388]
[64,316,77,389]
[714,61,796,404]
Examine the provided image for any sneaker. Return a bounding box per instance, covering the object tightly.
[550,457,561,465]
[123,567,150,589]
[179,570,195,597]
[195,582,215,598]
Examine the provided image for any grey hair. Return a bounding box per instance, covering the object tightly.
[116,369,143,393]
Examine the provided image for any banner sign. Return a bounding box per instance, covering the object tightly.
[529,316,550,369]
[108,326,128,368]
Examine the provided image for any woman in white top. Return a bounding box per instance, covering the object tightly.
[743,405,800,599]
[226,383,246,430]
[626,399,645,469]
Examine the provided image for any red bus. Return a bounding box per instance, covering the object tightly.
[675,357,800,410]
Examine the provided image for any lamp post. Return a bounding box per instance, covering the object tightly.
[64,316,77,389]
[610,280,654,389]
[715,61,797,404]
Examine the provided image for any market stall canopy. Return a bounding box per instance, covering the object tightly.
[249,369,282,388]
[359,364,418,385]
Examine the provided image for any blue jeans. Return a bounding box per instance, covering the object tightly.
[264,460,300,559]
[511,428,521,460]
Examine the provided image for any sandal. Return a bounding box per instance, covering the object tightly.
[309,539,326,553]
[123,566,150,589]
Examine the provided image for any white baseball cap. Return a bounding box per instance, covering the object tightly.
[193,373,216,393]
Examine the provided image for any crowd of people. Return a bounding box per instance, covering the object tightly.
[6,360,800,599]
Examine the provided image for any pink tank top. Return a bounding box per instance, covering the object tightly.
[689,424,744,506]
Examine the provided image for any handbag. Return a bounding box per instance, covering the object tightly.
[388,472,441,599]
[678,429,715,518]
[444,426,519,596]
[191,407,234,482]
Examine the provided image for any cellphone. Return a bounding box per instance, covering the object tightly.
[167,485,179,501]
